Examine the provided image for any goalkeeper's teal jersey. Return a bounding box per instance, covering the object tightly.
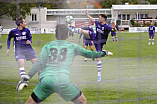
[28,40,105,84]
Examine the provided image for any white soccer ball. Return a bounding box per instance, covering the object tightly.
[65,16,73,24]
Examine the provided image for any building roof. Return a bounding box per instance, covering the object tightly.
[112,5,157,10]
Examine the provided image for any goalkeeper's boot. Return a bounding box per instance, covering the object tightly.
[97,75,101,82]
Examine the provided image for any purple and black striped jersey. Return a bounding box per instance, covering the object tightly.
[79,26,94,40]
[95,20,112,44]
[7,28,33,50]
[148,26,155,35]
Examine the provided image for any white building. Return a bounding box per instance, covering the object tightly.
[0,4,157,34]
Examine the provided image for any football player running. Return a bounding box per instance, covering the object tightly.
[6,17,37,83]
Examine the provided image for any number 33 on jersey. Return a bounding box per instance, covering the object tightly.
[49,47,67,63]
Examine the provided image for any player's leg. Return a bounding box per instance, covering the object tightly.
[26,95,37,104]
[80,29,91,39]
[31,58,37,64]
[94,43,104,81]
[83,40,88,61]
[26,76,56,104]
[72,93,87,104]
[17,59,26,79]
[114,33,118,43]
[69,32,72,42]
[72,33,74,42]
[69,36,71,42]
[89,41,95,61]
[96,58,102,81]
[83,45,87,61]
[148,34,151,45]
[152,35,154,45]
[89,41,94,51]
[68,26,95,40]
[111,33,114,42]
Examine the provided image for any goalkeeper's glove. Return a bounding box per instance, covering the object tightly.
[102,50,113,56]
[16,75,30,91]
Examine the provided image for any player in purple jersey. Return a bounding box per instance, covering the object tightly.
[68,10,117,81]
[68,24,75,42]
[148,22,155,45]
[6,17,37,80]
[79,22,95,61]
[111,22,118,43]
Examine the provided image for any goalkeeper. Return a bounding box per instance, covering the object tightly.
[20,24,113,104]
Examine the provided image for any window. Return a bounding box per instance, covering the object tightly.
[32,14,37,21]
[145,14,148,18]
[127,14,130,20]
[118,14,121,19]
[140,14,143,19]
[122,14,126,20]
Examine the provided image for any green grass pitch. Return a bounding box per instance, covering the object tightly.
[0,32,157,104]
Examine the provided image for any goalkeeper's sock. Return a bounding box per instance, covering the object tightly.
[19,67,26,79]
[97,61,102,76]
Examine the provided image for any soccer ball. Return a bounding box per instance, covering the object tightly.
[65,16,73,24]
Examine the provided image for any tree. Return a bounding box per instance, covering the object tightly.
[100,0,118,8]
[0,1,35,21]
[68,0,88,9]
[0,0,65,21]
[88,0,102,9]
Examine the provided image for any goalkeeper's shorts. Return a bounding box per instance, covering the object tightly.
[33,75,81,102]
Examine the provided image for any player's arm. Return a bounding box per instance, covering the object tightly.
[148,27,150,33]
[6,31,13,56]
[85,10,95,22]
[26,29,32,44]
[109,25,117,32]
[27,45,48,78]
[154,26,155,35]
[74,44,113,58]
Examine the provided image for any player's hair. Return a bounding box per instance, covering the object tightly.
[55,24,68,40]
[16,17,23,26]
[99,14,107,21]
